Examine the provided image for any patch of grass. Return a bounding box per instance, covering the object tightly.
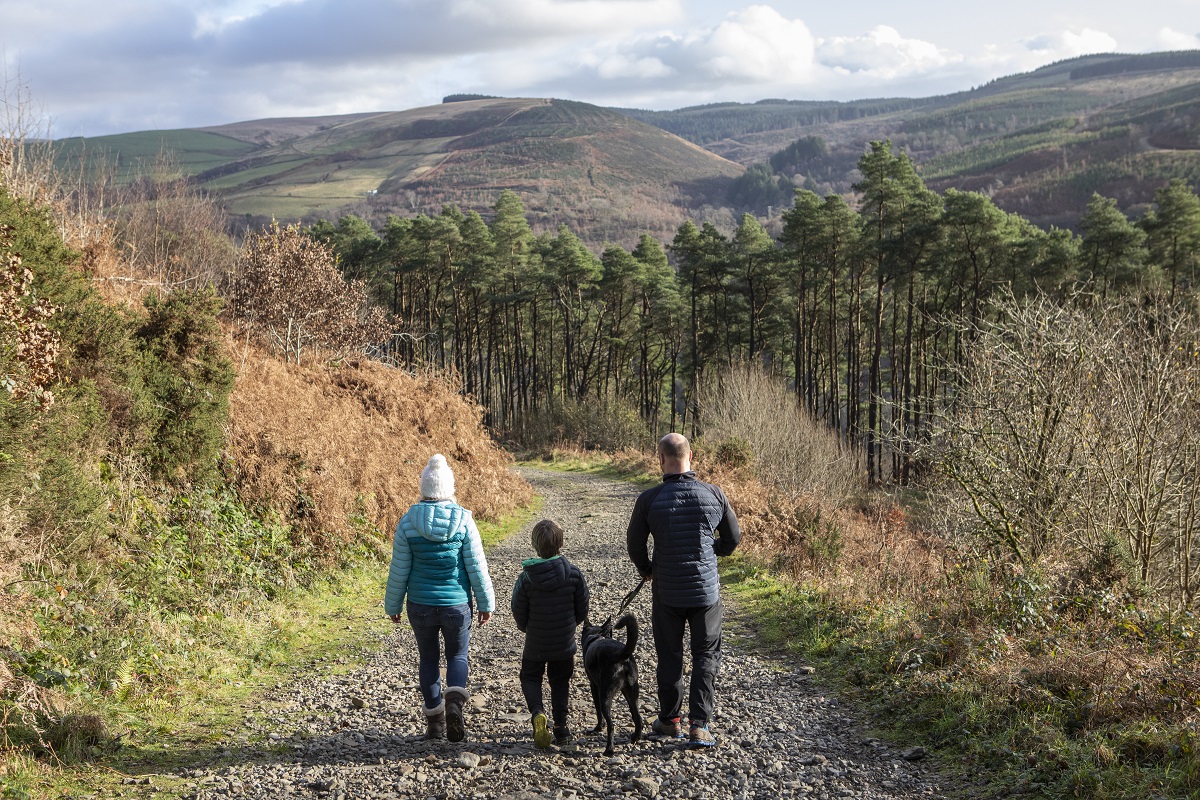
[7,562,391,800]
[55,131,257,180]
[518,447,659,489]
[476,495,542,548]
[720,555,863,666]
[202,155,315,189]
[1,751,45,800]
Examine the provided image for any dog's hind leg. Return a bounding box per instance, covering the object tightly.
[622,680,643,743]
[602,700,616,756]
[589,680,605,735]
[600,678,625,756]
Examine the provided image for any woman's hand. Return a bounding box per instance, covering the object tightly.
[389,613,403,624]
[477,611,492,626]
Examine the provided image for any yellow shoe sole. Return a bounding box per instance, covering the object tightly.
[532,712,552,748]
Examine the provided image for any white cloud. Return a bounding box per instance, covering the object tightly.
[817,25,959,79]
[1158,27,1200,50]
[540,4,819,98]
[6,1,1200,136]
[594,54,675,80]
[1062,28,1119,55]
[702,5,816,82]
[1022,28,1119,58]
[450,0,681,35]
[194,1,302,36]
[210,0,684,65]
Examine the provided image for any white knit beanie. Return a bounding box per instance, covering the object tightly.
[420,454,455,501]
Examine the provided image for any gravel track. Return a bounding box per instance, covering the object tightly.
[181,468,947,800]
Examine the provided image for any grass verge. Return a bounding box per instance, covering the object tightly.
[719,554,1200,800]
[516,447,658,489]
[1,501,538,800]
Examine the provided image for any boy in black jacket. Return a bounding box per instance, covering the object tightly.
[511,519,590,747]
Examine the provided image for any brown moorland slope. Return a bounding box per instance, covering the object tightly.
[204,97,744,247]
[56,97,745,249]
[227,343,532,549]
[197,112,380,146]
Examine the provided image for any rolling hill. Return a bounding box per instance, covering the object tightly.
[624,52,1200,229]
[53,51,1200,243]
[55,97,744,248]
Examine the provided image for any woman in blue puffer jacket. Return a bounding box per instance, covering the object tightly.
[385,454,496,742]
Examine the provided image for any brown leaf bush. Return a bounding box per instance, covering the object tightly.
[226,222,391,365]
[1,224,60,410]
[227,341,532,552]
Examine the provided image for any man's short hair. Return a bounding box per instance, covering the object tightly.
[531,519,564,558]
[657,433,691,460]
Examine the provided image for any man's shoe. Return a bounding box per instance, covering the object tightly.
[553,725,572,746]
[532,712,552,748]
[688,722,717,747]
[651,717,685,739]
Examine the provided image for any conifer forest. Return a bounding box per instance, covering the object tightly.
[309,140,1200,488]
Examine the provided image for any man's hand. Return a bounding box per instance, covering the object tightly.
[477,611,492,626]
[389,613,403,624]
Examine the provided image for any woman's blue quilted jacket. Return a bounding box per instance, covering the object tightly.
[384,500,496,615]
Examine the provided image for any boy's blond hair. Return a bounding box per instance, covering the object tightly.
[531,519,564,558]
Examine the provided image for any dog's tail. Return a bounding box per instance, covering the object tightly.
[613,613,638,660]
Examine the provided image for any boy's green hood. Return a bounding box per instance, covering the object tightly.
[521,554,561,568]
[521,554,571,591]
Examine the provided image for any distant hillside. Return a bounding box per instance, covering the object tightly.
[55,98,744,248]
[197,112,379,146]
[884,54,1200,227]
[53,51,1200,240]
[625,52,1200,229]
[616,96,931,147]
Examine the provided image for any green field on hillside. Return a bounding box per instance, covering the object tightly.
[55,130,257,178]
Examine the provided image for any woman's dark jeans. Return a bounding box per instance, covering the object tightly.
[406,602,472,710]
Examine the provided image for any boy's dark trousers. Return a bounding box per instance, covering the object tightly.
[520,657,574,726]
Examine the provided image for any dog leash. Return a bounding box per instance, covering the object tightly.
[602,576,648,633]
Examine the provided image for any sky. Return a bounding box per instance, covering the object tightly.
[3,0,1200,139]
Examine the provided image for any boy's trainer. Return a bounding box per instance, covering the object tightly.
[532,711,553,749]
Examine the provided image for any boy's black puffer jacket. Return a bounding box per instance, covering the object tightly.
[511,555,590,661]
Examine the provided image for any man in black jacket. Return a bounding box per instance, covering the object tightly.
[626,432,741,746]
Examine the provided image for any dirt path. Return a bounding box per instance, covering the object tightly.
[177,467,946,800]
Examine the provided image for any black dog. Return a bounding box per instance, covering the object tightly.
[580,613,644,756]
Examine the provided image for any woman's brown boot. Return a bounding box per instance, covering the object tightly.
[423,701,446,740]
[445,687,469,742]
